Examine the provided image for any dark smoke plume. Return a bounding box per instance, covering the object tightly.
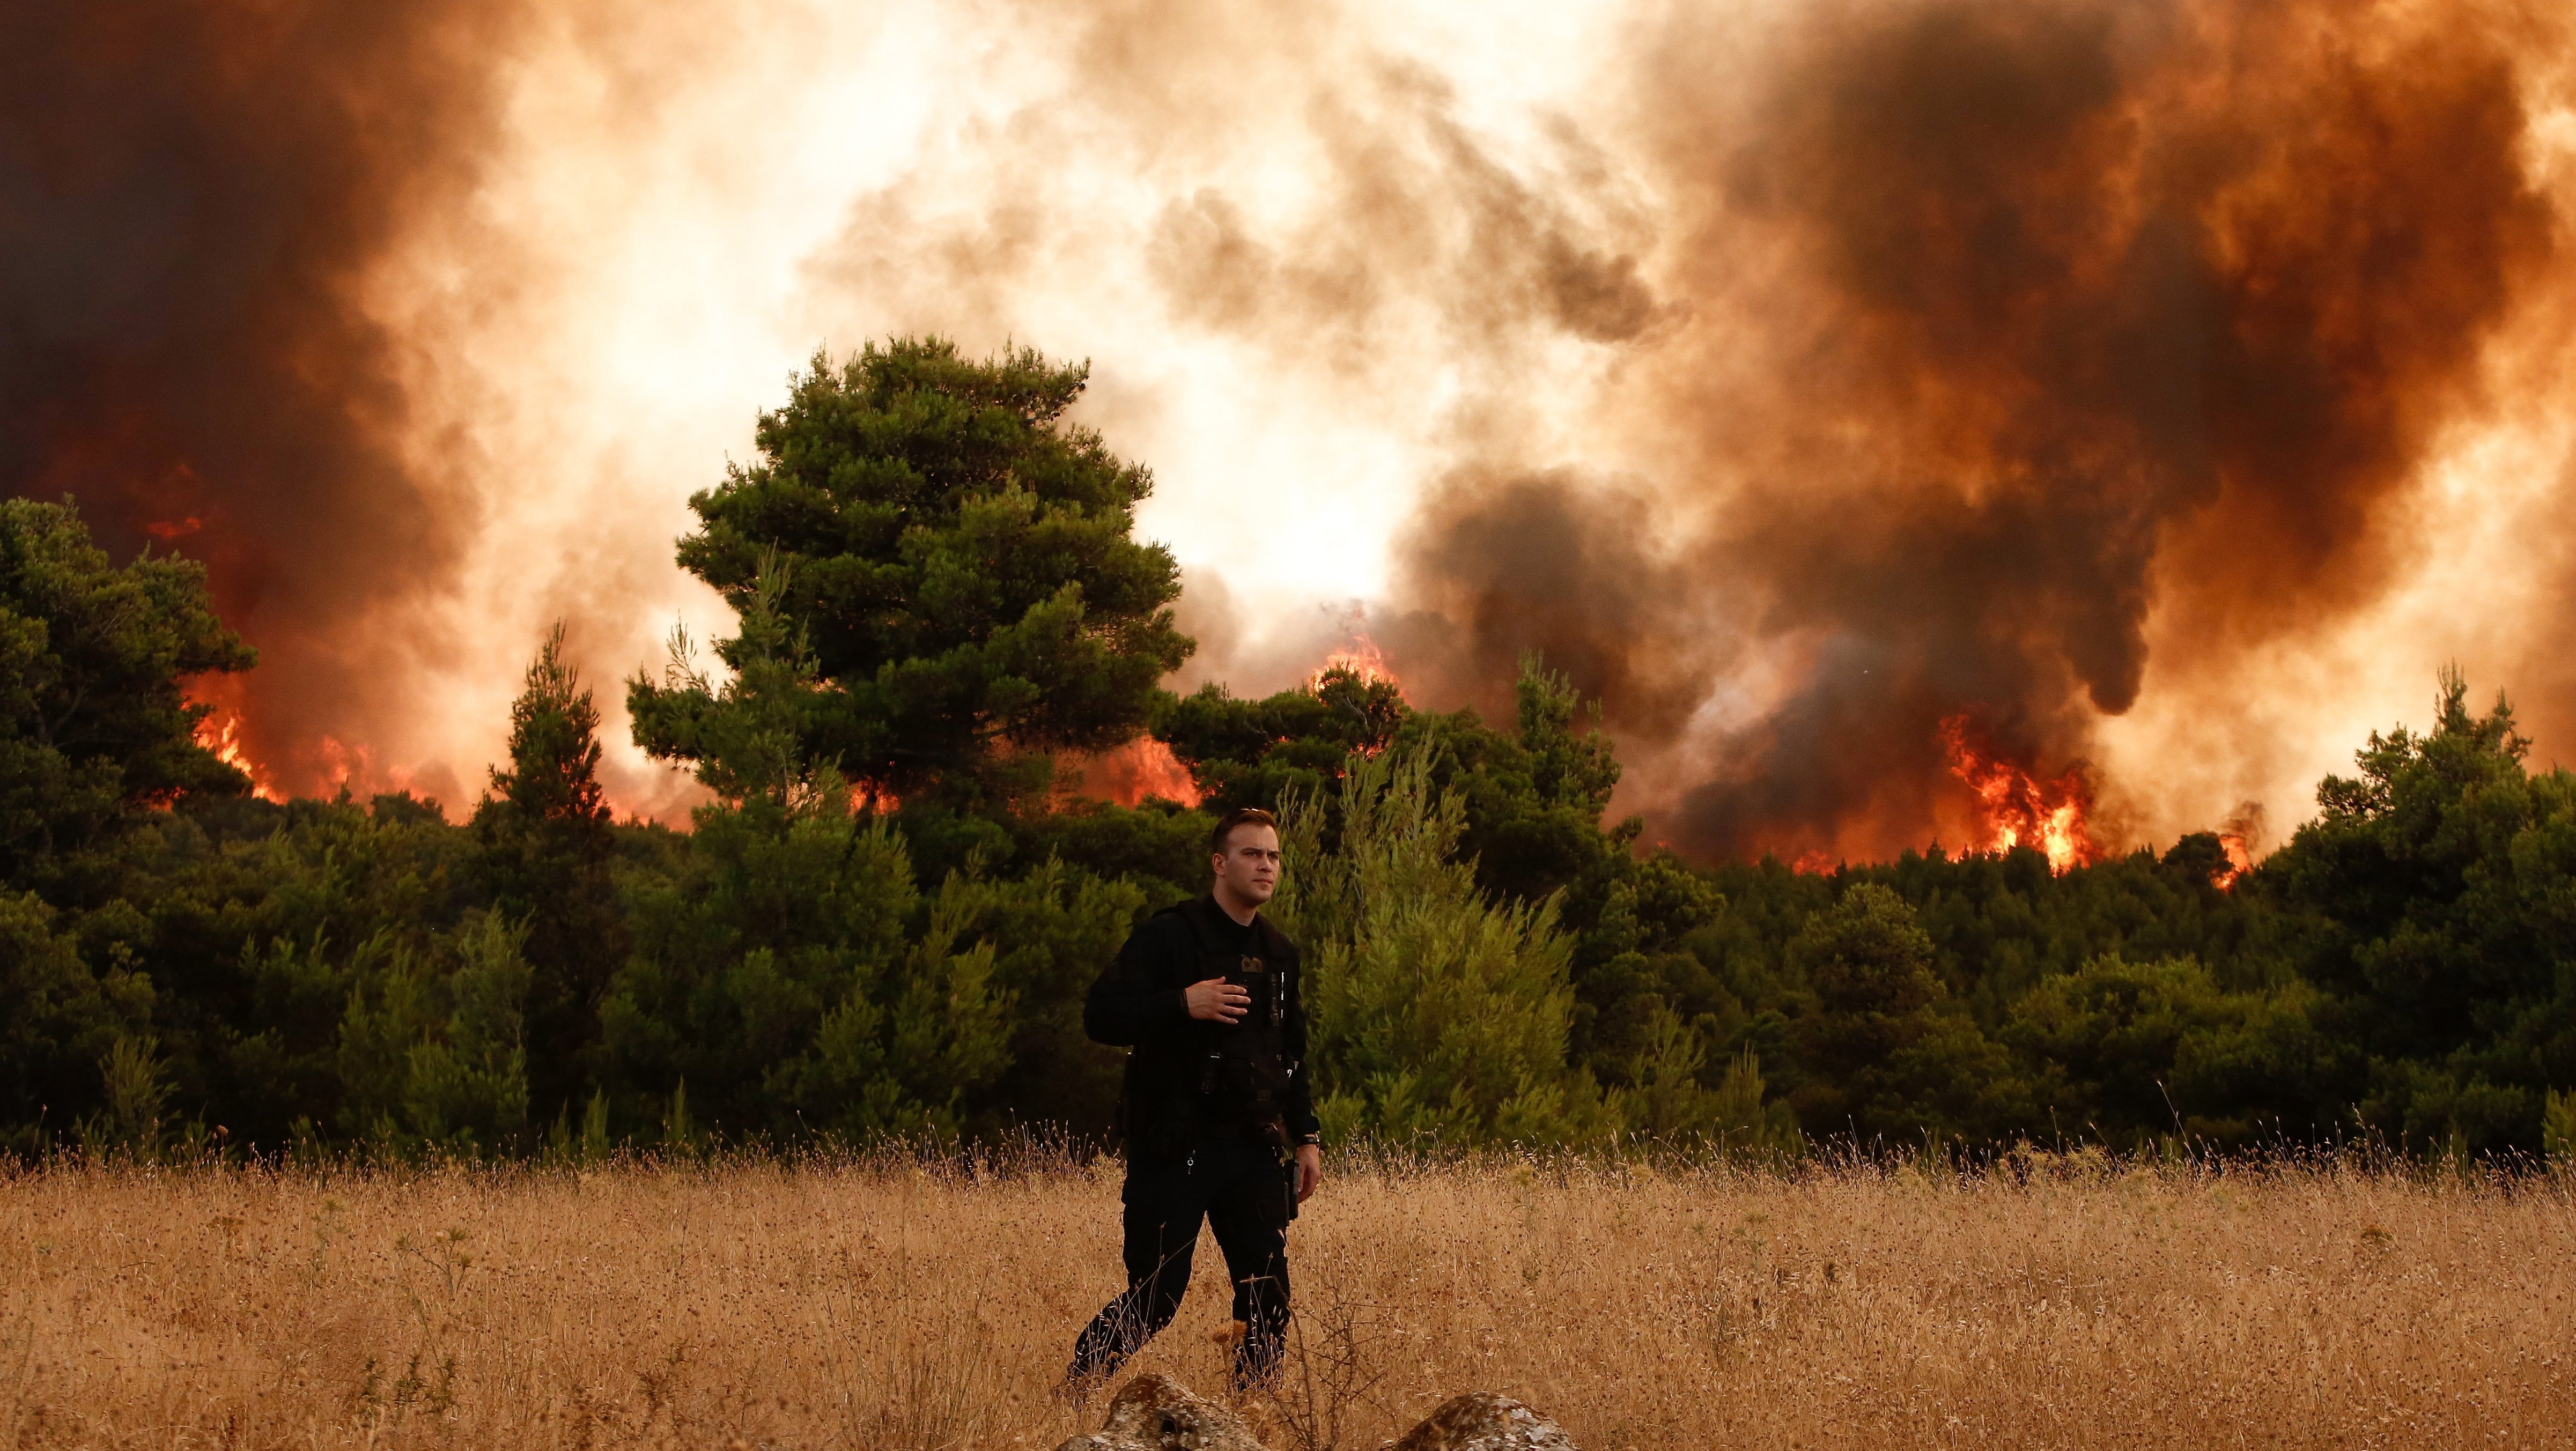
[14,0,2566,849]
[1392,0,2563,860]
[2,0,522,803]
[1382,469,1708,738]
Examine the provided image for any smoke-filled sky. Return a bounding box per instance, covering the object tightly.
[9,0,2576,861]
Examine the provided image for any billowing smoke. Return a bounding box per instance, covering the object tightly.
[9,0,2572,856]
[1,0,532,804]
[1382,470,1709,741]
[1392,0,2567,860]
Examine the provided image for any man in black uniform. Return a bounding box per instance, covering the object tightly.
[1067,805,1323,1393]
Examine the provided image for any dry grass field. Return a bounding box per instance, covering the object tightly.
[4,1152,2572,1449]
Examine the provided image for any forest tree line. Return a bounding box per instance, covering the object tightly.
[8,338,2576,1161]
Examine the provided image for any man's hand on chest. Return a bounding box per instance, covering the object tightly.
[1184,977,1251,1024]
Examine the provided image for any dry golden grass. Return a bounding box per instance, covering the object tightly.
[4,1152,2572,1449]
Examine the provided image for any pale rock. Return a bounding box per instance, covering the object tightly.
[1053,1372,1271,1451]
[1382,1391,1578,1450]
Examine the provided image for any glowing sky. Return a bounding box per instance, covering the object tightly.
[90,0,2576,853]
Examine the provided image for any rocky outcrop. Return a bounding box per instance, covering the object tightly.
[1053,1376,1576,1451]
[1052,1373,1271,1451]
[1384,1391,1577,1450]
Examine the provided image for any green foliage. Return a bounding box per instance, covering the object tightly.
[74,792,481,1147]
[1272,749,1614,1147]
[333,912,534,1151]
[601,790,1011,1143]
[1158,665,1406,815]
[2545,1089,2576,1163]
[0,497,254,900]
[1170,655,1724,1098]
[630,561,848,810]
[85,1033,174,1155]
[0,886,151,1149]
[472,624,622,1119]
[485,624,611,828]
[1621,1016,1804,1153]
[630,338,1192,808]
[934,857,1149,1138]
[11,627,2572,1162]
[1423,655,1624,908]
[1784,883,2026,1142]
[18,364,2576,1166]
[2267,669,2576,1152]
[1162,657,1784,1149]
[2002,954,2306,1148]
[2295,672,2545,1046]
[1006,799,1207,910]
[607,551,1063,1145]
[1395,661,1721,1094]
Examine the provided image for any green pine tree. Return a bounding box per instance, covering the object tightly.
[1272,747,1614,1147]
[629,337,1192,812]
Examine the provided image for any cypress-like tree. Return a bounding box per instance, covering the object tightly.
[474,623,621,1121]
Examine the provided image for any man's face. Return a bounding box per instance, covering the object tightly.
[1212,824,1282,905]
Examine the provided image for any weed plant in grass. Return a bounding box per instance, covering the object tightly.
[3,1151,2571,1449]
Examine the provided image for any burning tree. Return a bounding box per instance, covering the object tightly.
[0,497,255,889]
[1938,715,2103,874]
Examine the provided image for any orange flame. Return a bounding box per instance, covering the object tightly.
[1789,848,1837,875]
[1061,737,1202,808]
[312,734,425,802]
[144,517,204,541]
[2213,831,2255,891]
[1938,715,2100,875]
[1306,634,1402,697]
[191,702,282,803]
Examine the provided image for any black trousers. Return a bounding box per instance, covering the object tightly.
[1068,1135,1291,1389]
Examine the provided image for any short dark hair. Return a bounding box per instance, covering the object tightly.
[1209,806,1279,856]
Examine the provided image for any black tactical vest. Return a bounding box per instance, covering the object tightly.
[1182,904,1297,1147]
[1120,899,1301,1155]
